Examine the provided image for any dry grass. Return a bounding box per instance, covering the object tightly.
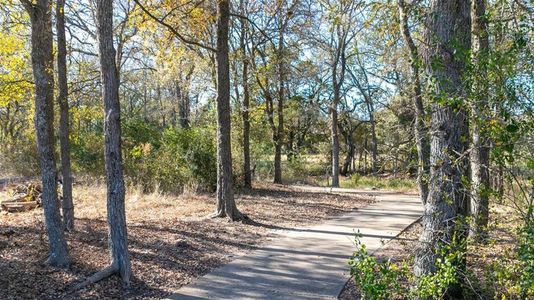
[0,181,372,299]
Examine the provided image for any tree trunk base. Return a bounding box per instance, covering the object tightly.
[209,210,249,222]
[45,254,70,268]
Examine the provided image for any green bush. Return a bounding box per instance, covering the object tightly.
[71,131,104,175]
[122,125,216,193]
[349,235,407,299]
[349,234,466,300]
[518,222,534,298]
[0,140,40,176]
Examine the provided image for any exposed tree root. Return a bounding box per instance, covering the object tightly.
[209,210,249,222]
[71,264,117,291]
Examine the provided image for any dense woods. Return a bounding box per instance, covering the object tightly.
[0,0,532,298]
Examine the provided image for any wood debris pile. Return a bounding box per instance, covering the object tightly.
[1,182,43,212]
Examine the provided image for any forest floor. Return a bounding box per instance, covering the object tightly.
[0,181,374,299]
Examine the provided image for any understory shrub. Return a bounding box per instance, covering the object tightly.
[349,235,465,300]
[348,234,407,299]
[123,124,216,194]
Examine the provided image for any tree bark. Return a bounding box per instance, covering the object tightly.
[22,0,70,267]
[274,11,285,185]
[398,0,429,204]
[331,92,340,187]
[240,0,252,189]
[469,0,490,242]
[56,0,74,231]
[331,60,341,187]
[413,0,471,290]
[369,108,377,174]
[213,0,243,221]
[96,0,131,284]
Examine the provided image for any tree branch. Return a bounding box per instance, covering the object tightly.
[133,0,216,52]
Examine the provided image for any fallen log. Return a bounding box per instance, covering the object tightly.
[1,200,39,212]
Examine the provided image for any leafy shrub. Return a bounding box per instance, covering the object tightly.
[0,141,40,176]
[349,234,466,300]
[120,124,216,194]
[349,234,408,299]
[518,222,534,298]
[154,127,217,193]
[71,131,104,175]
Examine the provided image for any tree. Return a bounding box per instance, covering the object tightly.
[273,0,287,184]
[56,0,74,231]
[75,0,132,287]
[133,0,244,221]
[413,0,471,289]
[469,0,491,242]
[212,0,243,220]
[397,0,429,204]
[239,0,252,189]
[327,1,355,187]
[21,0,70,267]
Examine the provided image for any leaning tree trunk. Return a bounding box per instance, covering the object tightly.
[398,0,429,205]
[213,0,243,221]
[22,0,70,267]
[413,0,471,293]
[469,0,491,242]
[80,0,132,285]
[56,0,74,231]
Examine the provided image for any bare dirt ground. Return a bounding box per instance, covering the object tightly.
[0,181,373,299]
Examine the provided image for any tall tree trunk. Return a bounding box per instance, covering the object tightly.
[274,16,284,184]
[213,0,243,221]
[22,0,70,267]
[331,70,340,187]
[414,0,471,293]
[469,0,490,242]
[398,0,429,204]
[97,0,131,283]
[56,0,74,231]
[240,2,252,189]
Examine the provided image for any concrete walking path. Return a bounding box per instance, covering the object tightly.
[170,187,423,300]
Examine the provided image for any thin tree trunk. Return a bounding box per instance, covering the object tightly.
[331,71,340,187]
[56,0,74,231]
[331,106,340,186]
[178,66,194,129]
[240,2,252,189]
[398,0,429,205]
[97,0,131,283]
[274,16,285,184]
[213,0,243,221]
[413,0,471,294]
[369,111,377,174]
[469,0,490,242]
[363,136,368,174]
[22,0,70,267]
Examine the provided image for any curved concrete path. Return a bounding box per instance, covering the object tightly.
[170,187,422,300]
